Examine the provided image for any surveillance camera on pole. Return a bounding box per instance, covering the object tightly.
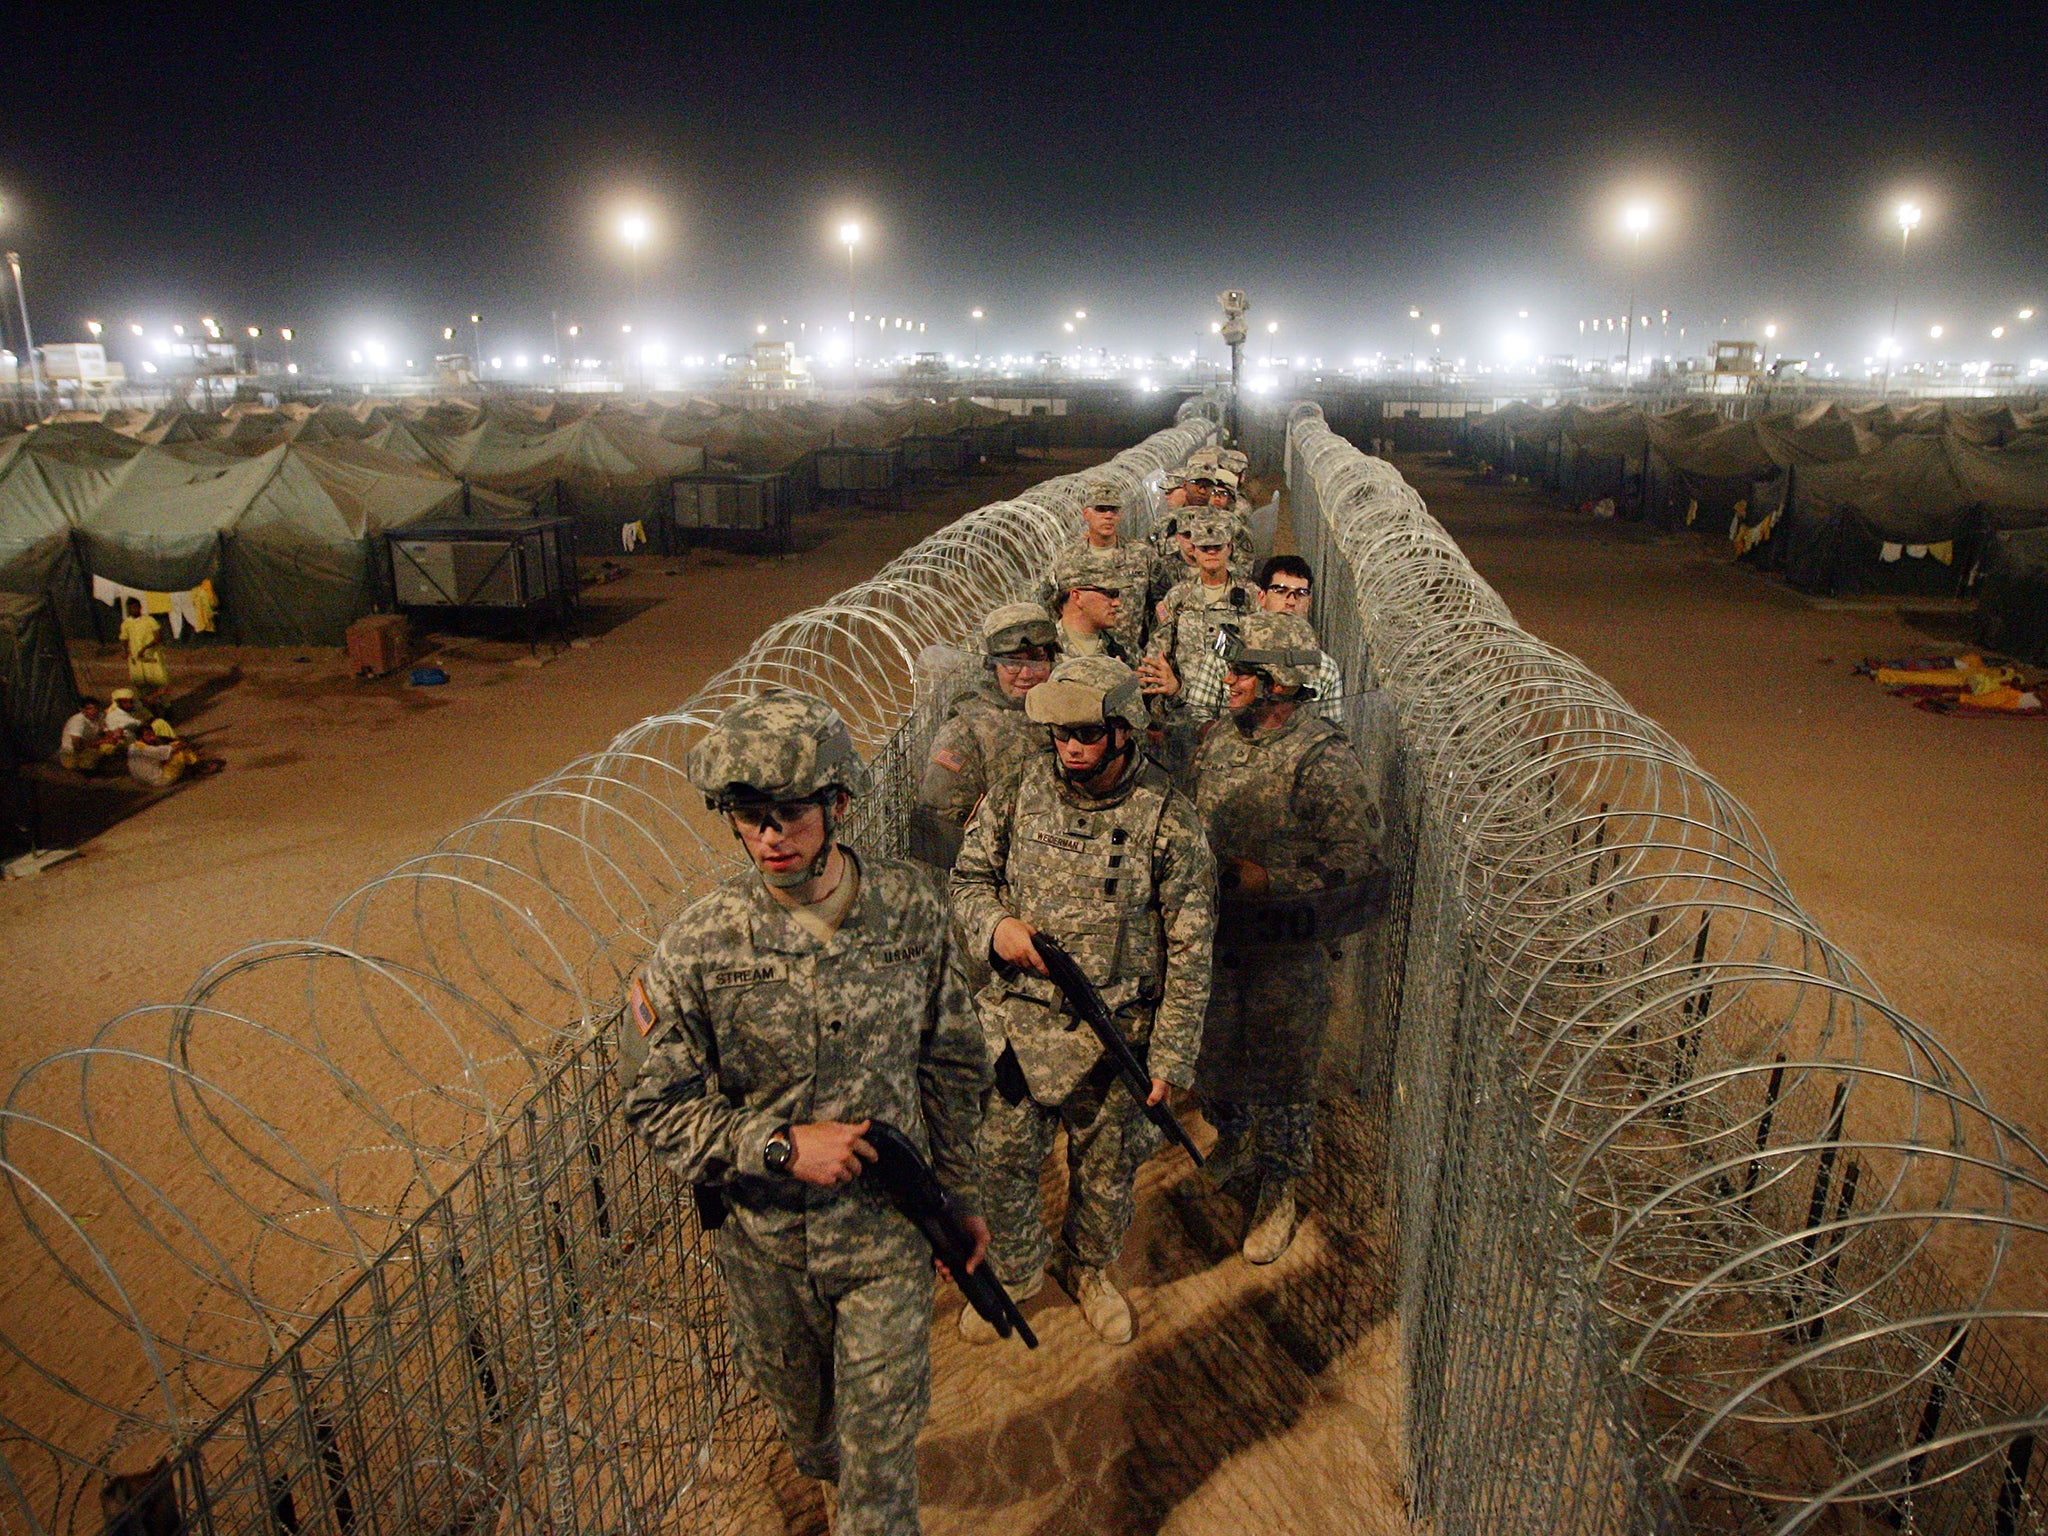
[1217,290,1249,439]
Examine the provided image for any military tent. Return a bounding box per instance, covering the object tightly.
[1770,433,2048,596]
[430,415,705,550]
[0,591,81,770]
[1975,526,2048,666]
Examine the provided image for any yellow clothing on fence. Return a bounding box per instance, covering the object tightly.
[191,579,219,633]
[143,590,173,616]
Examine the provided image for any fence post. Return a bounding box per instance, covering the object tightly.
[513,1107,580,1531]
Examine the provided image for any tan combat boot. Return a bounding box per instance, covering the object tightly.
[1069,1265,1134,1345]
[959,1267,1042,1345]
[1242,1179,1298,1265]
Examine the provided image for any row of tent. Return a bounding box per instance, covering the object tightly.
[48,392,1016,475]
[1472,398,2048,663]
[0,395,1018,647]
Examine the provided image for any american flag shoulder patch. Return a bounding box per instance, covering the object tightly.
[933,748,965,773]
[629,977,658,1037]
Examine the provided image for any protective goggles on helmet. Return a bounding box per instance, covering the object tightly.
[1213,625,1321,671]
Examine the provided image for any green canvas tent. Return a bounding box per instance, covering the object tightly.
[0,591,81,766]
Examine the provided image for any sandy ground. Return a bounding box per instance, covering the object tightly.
[1406,455,2048,1150]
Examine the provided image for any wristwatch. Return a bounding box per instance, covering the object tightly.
[763,1124,795,1178]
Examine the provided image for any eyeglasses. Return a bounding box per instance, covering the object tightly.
[1194,543,1225,554]
[1048,722,1111,744]
[724,797,825,833]
[1264,582,1312,598]
[1086,504,1121,513]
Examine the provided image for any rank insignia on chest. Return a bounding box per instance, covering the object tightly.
[707,960,789,990]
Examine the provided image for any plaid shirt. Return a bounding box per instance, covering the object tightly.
[1312,650,1347,725]
[1153,579,1257,721]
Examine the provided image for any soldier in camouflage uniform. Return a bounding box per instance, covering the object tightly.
[1049,479,1161,655]
[950,655,1215,1345]
[912,601,1059,873]
[1047,544,1135,662]
[621,690,990,1535]
[1190,612,1384,1264]
[1139,510,1259,725]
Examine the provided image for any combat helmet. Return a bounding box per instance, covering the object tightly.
[1181,510,1233,548]
[1050,544,1128,600]
[1215,610,1321,694]
[1081,478,1125,510]
[1025,654,1149,734]
[980,600,1058,659]
[686,689,872,809]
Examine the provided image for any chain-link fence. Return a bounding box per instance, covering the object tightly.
[1283,400,2048,1535]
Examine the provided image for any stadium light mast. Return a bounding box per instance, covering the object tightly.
[1622,203,1653,387]
[1884,201,1922,397]
[970,306,984,362]
[619,212,650,393]
[840,222,862,366]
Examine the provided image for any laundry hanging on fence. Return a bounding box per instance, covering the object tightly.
[91,573,219,636]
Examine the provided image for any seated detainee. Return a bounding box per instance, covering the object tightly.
[58,698,118,773]
[103,687,146,740]
[127,719,203,787]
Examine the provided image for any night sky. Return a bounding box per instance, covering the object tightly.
[2,1,2043,372]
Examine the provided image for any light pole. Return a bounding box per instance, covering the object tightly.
[619,212,649,392]
[470,314,483,381]
[5,250,44,416]
[1884,202,1921,397]
[840,223,861,366]
[970,307,984,363]
[280,327,294,374]
[1266,318,1278,366]
[1622,203,1653,387]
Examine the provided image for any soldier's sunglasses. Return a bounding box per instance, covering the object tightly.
[1048,722,1111,744]
[724,796,827,833]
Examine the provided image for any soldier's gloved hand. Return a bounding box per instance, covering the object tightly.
[993,917,1050,976]
[936,1215,991,1281]
[1224,857,1271,894]
[789,1119,878,1187]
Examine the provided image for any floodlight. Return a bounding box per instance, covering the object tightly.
[1623,204,1653,235]
[840,222,861,246]
[1897,202,1922,232]
[129,323,143,336]
[620,212,650,248]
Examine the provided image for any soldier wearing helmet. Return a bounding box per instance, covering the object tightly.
[622,689,991,1532]
[1189,612,1384,1265]
[1049,478,1160,655]
[950,656,1215,1347]
[1138,509,1259,725]
[913,602,1059,871]
[1047,544,1135,662]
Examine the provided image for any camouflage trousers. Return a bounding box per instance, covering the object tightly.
[714,1227,934,1536]
[979,1063,1161,1284]
[1206,1099,1317,1183]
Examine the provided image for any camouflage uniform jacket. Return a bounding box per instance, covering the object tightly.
[622,850,990,1280]
[1193,707,1384,897]
[1055,534,1160,654]
[919,677,1043,831]
[1151,577,1259,721]
[951,747,1216,1104]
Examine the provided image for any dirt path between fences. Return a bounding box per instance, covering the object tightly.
[1403,454,2048,1152]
